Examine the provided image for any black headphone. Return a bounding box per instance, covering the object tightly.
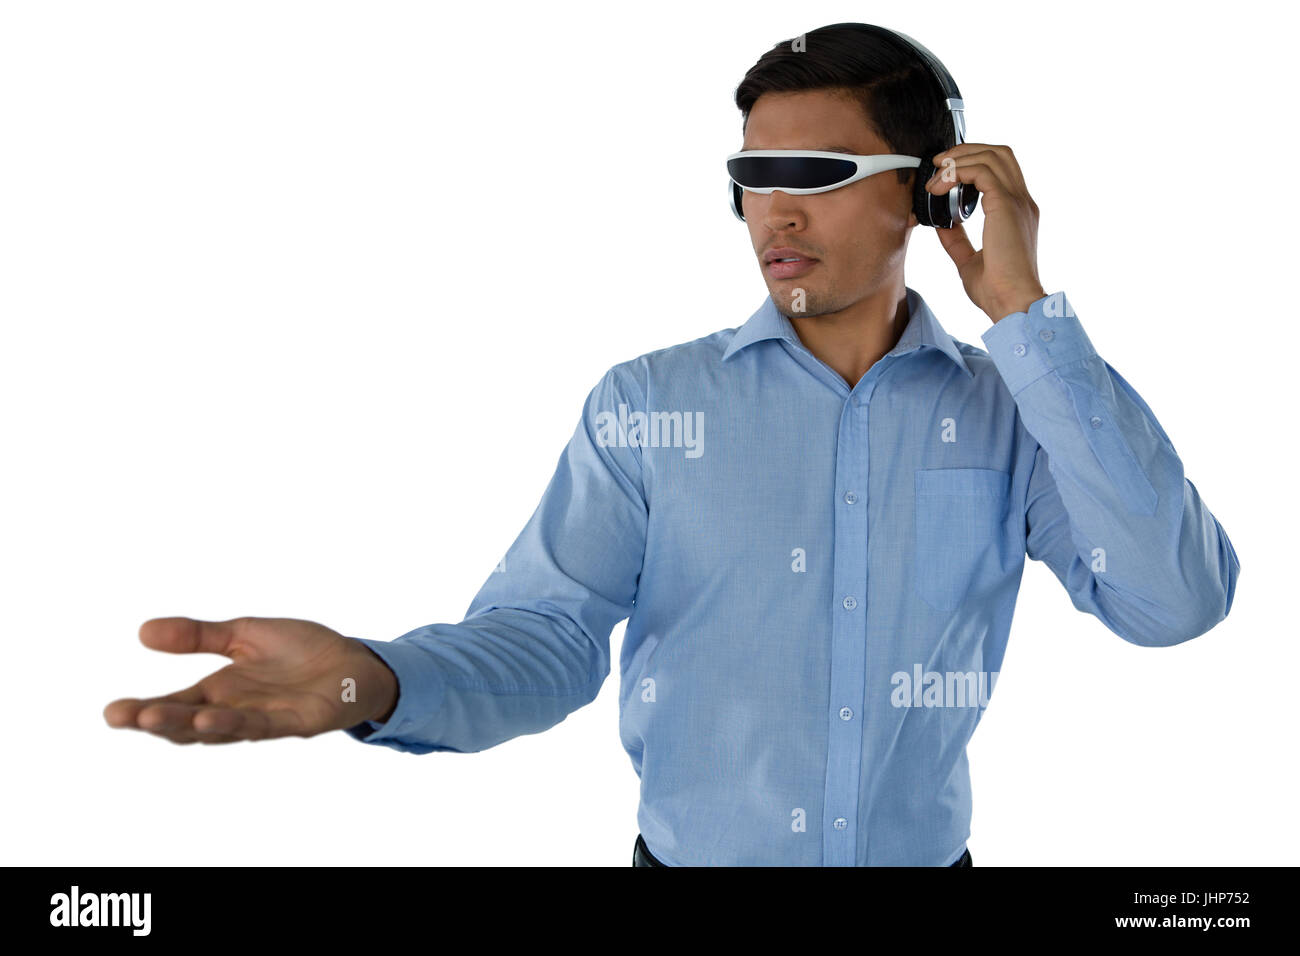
[730,24,979,229]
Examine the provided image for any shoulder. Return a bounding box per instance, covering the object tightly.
[598,327,737,397]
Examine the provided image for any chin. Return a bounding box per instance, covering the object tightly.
[771,285,824,318]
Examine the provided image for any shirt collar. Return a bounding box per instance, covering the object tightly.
[720,286,974,379]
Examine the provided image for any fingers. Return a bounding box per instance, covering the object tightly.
[933,220,978,271]
[934,143,1028,196]
[103,684,206,728]
[927,157,1006,204]
[150,707,246,743]
[103,696,241,744]
[138,616,245,657]
[189,704,303,739]
[104,693,305,742]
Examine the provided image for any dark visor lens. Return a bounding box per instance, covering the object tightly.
[727,155,857,190]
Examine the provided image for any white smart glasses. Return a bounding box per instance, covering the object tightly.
[725,149,921,195]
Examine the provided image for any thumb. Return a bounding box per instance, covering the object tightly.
[139,616,242,657]
[934,221,977,270]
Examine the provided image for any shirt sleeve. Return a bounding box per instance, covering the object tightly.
[981,291,1240,647]
[342,364,648,753]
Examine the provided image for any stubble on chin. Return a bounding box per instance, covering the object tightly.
[771,283,837,320]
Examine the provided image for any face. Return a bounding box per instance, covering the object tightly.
[739,89,917,318]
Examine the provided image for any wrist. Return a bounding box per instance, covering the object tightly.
[350,639,399,724]
[988,285,1046,323]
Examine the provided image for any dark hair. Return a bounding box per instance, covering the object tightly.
[734,23,954,185]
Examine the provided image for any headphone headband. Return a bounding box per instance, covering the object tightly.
[873,27,967,147]
[861,25,967,149]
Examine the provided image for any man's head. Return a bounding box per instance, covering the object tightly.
[733,24,956,318]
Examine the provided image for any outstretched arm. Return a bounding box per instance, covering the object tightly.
[344,364,650,753]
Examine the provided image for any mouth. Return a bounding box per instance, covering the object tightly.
[764,255,819,280]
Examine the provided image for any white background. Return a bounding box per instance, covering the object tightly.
[2,0,1292,866]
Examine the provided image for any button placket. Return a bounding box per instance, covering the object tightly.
[823,367,900,865]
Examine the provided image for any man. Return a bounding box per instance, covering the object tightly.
[104,23,1240,866]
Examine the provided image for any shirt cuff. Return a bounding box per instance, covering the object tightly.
[980,291,1097,396]
[342,636,448,745]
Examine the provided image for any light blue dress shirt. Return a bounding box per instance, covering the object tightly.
[344,288,1239,866]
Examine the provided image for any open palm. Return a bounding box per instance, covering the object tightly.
[104,616,389,744]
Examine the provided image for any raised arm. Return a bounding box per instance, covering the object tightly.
[984,291,1240,646]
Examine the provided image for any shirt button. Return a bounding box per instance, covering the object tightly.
[833,817,848,830]
[1012,343,1027,357]
[1090,415,1103,428]
[843,491,857,505]
[1039,328,1055,341]
[842,596,857,610]
[839,706,853,721]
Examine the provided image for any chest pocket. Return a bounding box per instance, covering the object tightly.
[914,468,1012,613]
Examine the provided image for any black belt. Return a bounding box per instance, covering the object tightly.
[634,833,972,866]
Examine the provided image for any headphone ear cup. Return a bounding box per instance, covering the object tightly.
[912,159,937,228]
[913,159,981,229]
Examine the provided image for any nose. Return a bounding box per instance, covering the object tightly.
[757,189,807,232]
